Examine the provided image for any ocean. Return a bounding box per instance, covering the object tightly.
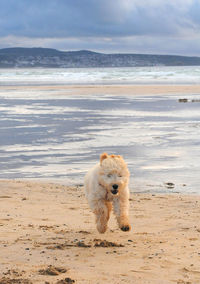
[1,66,200,85]
[0,66,200,193]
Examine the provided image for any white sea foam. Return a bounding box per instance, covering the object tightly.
[1,66,200,85]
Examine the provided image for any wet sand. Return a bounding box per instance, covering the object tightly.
[1,84,200,192]
[0,179,200,284]
[1,84,200,96]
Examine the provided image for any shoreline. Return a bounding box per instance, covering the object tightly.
[0,179,200,283]
[1,84,200,96]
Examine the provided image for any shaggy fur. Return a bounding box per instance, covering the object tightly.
[84,153,131,233]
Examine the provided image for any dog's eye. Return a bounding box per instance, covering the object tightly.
[107,174,112,178]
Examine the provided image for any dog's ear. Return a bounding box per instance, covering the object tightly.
[111,154,122,159]
[116,154,123,159]
[100,152,108,164]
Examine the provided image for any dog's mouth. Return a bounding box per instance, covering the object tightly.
[111,189,118,195]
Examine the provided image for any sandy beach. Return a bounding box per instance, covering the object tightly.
[1,84,200,96]
[0,179,200,284]
[0,83,200,283]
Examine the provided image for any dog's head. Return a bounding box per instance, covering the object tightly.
[99,153,130,197]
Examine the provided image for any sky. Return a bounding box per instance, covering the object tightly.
[0,0,200,56]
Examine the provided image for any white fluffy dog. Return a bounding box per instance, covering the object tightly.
[84,153,131,233]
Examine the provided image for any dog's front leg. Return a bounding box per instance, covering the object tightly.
[94,200,110,233]
[113,195,131,232]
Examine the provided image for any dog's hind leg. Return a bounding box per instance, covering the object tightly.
[94,200,111,233]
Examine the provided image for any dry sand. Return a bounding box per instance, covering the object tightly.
[1,84,200,96]
[0,179,200,283]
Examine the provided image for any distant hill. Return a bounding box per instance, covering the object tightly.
[0,47,200,68]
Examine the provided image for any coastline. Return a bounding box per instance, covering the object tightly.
[0,179,200,283]
[1,84,200,96]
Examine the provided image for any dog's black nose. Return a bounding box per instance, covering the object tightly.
[112,184,118,190]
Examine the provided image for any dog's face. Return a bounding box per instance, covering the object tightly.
[99,153,130,197]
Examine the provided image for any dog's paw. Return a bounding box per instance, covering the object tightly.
[120,225,131,232]
[97,225,107,234]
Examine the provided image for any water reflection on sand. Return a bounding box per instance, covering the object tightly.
[0,89,199,193]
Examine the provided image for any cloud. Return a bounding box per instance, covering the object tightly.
[0,0,200,55]
[0,0,199,37]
